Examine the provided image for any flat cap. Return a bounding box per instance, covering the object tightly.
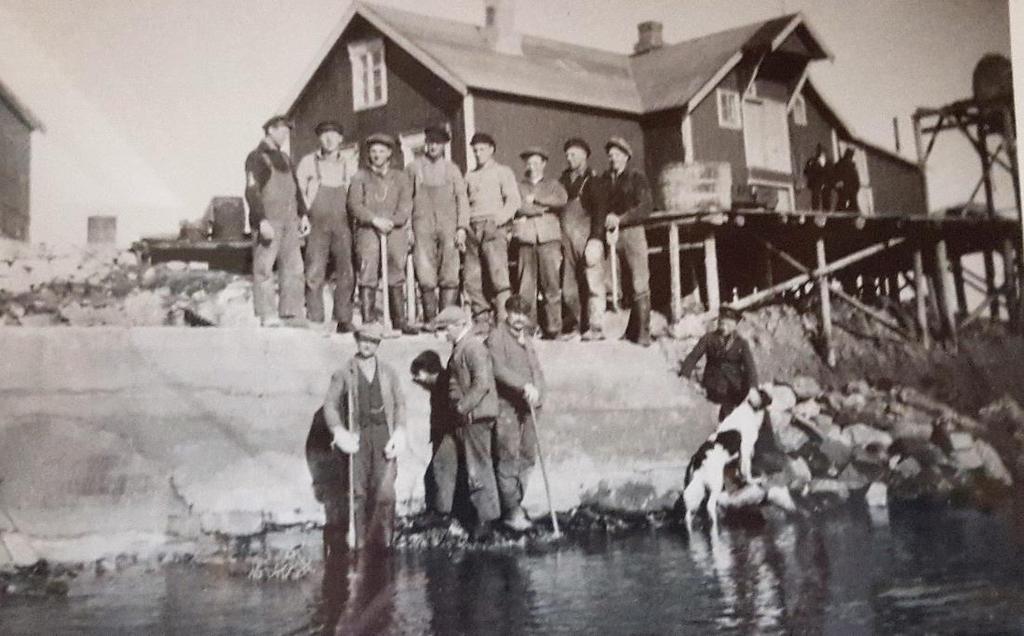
[470,132,496,148]
[262,115,293,132]
[364,132,396,149]
[424,125,451,143]
[563,137,591,156]
[719,306,743,321]
[605,136,633,157]
[519,146,548,161]
[355,322,384,341]
[314,120,344,136]
[433,306,470,328]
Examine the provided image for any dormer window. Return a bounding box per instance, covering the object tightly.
[348,39,387,111]
[716,88,742,130]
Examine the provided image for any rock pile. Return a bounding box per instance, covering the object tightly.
[756,376,1016,511]
[0,245,256,328]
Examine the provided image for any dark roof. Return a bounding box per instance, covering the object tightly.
[0,78,44,132]
[284,3,830,116]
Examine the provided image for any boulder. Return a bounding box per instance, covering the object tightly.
[792,400,822,420]
[893,456,922,479]
[841,393,869,412]
[890,418,934,441]
[865,482,888,508]
[775,420,810,453]
[784,457,812,488]
[820,437,853,471]
[789,375,823,401]
[845,424,893,449]
[809,479,850,500]
[845,379,871,395]
[838,463,868,489]
[948,432,974,452]
[974,439,1013,486]
[764,384,798,414]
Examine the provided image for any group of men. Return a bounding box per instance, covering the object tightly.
[306,294,547,552]
[244,115,656,346]
[802,143,862,212]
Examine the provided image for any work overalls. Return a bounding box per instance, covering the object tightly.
[412,162,461,320]
[252,155,304,321]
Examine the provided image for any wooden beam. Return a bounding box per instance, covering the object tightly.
[669,222,682,325]
[816,237,837,367]
[951,256,968,318]
[913,244,931,349]
[703,234,721,313]
[984,249,1000,319]
[1002,236,1018,325]
[960,289,1005,329]
[934,238,959,348]
[732,238,906,310]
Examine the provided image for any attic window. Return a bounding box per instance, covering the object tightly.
[792,94,807,126]
[716,88,742,130]
[348,39,387,111]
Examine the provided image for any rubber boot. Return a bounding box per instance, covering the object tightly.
[635,294,652,347]
[389,285,418,335]
[581,295,606,341]
[359,286,376,325]
[421,287,439,329]
[439,287,460,310]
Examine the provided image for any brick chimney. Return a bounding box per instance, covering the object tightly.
[484,0,522,56]
[634,21,664,55]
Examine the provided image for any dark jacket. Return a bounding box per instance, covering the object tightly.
[598,167,653,228]
[244,139,305,228]
[803,156,833,190]
[486,322,546,410]
[447,332,499,421]
[679,331,758,403]
[833,156,860,194]
[559,168,605,240]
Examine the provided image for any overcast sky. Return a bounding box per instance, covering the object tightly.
[0,0,1017,231]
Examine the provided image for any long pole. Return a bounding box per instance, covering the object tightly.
[816,236,836,368]
[528,403,561,538]
[379,232,399,337]
[607,228,620,311]
[346,383,357,551]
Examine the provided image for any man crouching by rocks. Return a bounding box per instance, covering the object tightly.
[434,306,502,541]
[678,306,759,422]
[487,294,544,531]
[321,322,407,550]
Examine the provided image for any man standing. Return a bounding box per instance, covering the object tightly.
[434,305,502,541]
[803,143,833,211]
[833,148,861,212]
[486,294,544,531]
[406,125,469,325]
[348,133,416,334]
[559,138,607,341]
[464,133,522,325]
[514,147,568,338]
[410,349,467,538]
[600,136,654,346]
[320,322,407,549]
[244,116,310,327]
[296,120,355,333]
[677,306,760,421]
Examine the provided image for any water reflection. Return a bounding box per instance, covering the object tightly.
[317,534,396,636]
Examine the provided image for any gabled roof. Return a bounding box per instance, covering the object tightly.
[283,2,831,116]
[0,78,44,132]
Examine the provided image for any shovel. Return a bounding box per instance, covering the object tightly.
[607,227,621,312]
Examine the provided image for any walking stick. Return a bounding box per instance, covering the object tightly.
[607,227,620,312]
[378,232,399,338]
[528,403,561,538]
[346,383,358,552]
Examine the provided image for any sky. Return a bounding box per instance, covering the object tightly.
[0,0,1017,244]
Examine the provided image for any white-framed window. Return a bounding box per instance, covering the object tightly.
[791,94,807,126]
[716,88,742,130]
[749,179,795,212]
[348,39,387,111]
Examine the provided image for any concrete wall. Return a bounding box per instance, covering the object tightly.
[0,327,714,559]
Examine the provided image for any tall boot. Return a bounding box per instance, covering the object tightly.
[421,287,439,328]
[582,295,606,341]
[389,285,418,335]
[494,289,511,324]
[634,294,652,347]
[359,286,377,325]
[439,287,461,310]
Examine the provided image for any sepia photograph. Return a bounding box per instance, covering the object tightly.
[0,0,1021,633]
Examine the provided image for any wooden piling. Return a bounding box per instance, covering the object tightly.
[668,221,682,324]
[984,248,999,320]
[934,237,958,348]
[703,233,720,313]
[1002,236,1018,327]
[951,255,968,319]
[816,236,836,368]
[913,244,931,349]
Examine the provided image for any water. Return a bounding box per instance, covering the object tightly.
[2,505,1023,635]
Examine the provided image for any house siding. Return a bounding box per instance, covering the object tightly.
[689,71,748,192]
[789,87,836,209]
[641,109,685,207]
[288,16,463,169]
[0,93,31,241]
[865,149,927,216]
[472,91,645,176]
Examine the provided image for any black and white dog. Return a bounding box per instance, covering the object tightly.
[683,389,772,531]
